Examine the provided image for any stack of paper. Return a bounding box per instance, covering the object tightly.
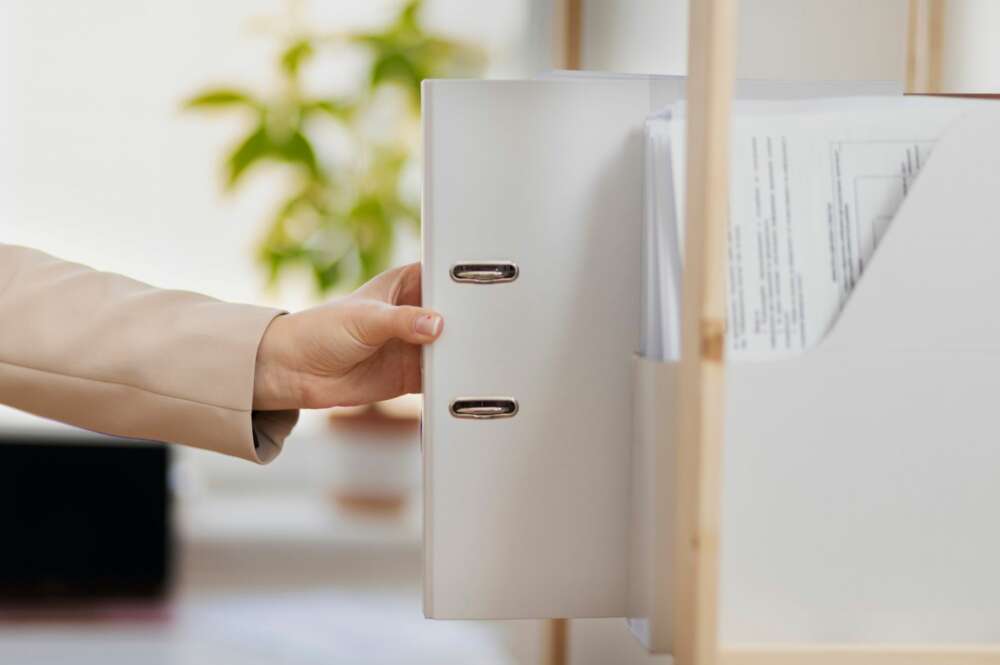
[643,96,987,361]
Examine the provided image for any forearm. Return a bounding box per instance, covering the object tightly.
[0,244,297,462]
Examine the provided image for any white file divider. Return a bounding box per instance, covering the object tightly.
[721,107,1000,645]
[421,75,898,623]
[629,107,1000,653]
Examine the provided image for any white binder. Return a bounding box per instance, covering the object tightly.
[421,75,901,621]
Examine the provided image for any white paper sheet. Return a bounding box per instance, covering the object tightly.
[646,96,989,361]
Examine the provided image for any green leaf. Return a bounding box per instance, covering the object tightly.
[370,52,423,92]
[226,126,324,190]
[358,242,392,283]
[388,200,420,229]
[184,88,259,110]
[274,190,313,220]
[278,130,321,178]
[226,125,272,189]
[398,0,423,33]
[311,259,344,293]
[349,198,393,282]
[348,33,389,49]
[261,246,302,286]
[281,39,314,78]
[302,99,355,122]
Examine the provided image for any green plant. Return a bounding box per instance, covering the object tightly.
[185,0,484,294]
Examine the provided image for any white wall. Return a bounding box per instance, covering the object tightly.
[0,8,13,231]
[581,0,689,75]
[4,1,286,305]
[582,0,1000,91]
[583,0,908,82]
[941,0,1000,91]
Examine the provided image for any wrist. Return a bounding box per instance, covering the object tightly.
[253,314,298,411]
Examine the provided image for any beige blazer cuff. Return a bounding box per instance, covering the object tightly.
[0,244,299,463]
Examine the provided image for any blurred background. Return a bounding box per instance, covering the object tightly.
[0,1,996,663]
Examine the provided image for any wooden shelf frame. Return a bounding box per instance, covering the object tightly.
[673,1,737,664]
[677,2,1000,664]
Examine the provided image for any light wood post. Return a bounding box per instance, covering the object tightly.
[547,5,581,664]
[554,0,583,71]
[721,644,1000,664]
[545,615,568,665]
[906,0,945,93]
[674,1,738,665]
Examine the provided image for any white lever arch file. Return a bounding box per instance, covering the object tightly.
[421,75,899,621]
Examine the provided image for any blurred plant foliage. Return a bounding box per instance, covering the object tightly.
[185,0,484,294]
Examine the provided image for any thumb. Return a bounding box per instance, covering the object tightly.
[351,303,444,348]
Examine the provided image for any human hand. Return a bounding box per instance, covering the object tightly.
[252,263,443,411]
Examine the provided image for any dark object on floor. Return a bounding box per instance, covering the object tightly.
[0,435,171,601]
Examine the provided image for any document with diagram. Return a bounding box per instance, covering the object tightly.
[644,96,988,361]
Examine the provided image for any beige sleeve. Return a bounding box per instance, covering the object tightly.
[0,244,298,463]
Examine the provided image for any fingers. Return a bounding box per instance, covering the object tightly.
[355,262,422,306]
[322,340,423,407]
[349,302,443,349]
[393,263,422,306]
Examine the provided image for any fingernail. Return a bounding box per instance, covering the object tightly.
[415,313,443,337]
